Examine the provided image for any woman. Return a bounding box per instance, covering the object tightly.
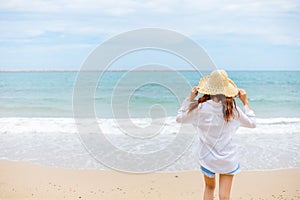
[176,70,256,200]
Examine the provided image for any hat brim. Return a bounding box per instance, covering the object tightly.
[196,76,238,97]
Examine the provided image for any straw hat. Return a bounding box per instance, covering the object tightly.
[196,70,238,97]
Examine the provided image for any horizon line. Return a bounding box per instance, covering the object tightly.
[0,69,299,72]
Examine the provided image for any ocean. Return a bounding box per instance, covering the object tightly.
[0,71,299,172]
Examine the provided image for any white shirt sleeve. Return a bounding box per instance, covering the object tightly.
[237,105,256,128]
[176,98,199,123]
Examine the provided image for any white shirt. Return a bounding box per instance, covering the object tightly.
[176,98,256,174]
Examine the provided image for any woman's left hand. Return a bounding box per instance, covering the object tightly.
[189,86,198,101]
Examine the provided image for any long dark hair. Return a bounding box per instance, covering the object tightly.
[188,94,238,122]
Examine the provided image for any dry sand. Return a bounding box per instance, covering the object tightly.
[0,160,299,200]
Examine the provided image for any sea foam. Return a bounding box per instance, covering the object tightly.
[0,117,299,171]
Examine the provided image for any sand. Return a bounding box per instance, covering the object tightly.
[0,160,299,200]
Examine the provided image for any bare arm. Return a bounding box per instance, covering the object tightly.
[176,87,199,123]
[238,89,251,109]
[188,86,198,102]
[237,89,256,128]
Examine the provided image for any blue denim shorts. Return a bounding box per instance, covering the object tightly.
[200,164,240,178]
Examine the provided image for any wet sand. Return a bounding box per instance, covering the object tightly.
[0,160,299,200]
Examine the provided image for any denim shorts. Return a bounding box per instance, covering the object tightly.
[200,164,240,178]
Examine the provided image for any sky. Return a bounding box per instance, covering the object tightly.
[0,0,300,71]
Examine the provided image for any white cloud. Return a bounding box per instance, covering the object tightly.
[1,0,299,47]
[1,0,299,70]
[0,0,141,15]
[0,0,299,53]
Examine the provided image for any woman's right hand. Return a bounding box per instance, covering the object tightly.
[189,86,198,101]
[238,88,249,106]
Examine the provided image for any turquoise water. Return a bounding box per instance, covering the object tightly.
[0,71,300,171]
[0,71,299,118]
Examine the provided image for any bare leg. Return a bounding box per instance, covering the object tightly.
[219,174,234,200]
[203,175,215,200]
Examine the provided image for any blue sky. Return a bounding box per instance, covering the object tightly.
[0,0,299,71]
